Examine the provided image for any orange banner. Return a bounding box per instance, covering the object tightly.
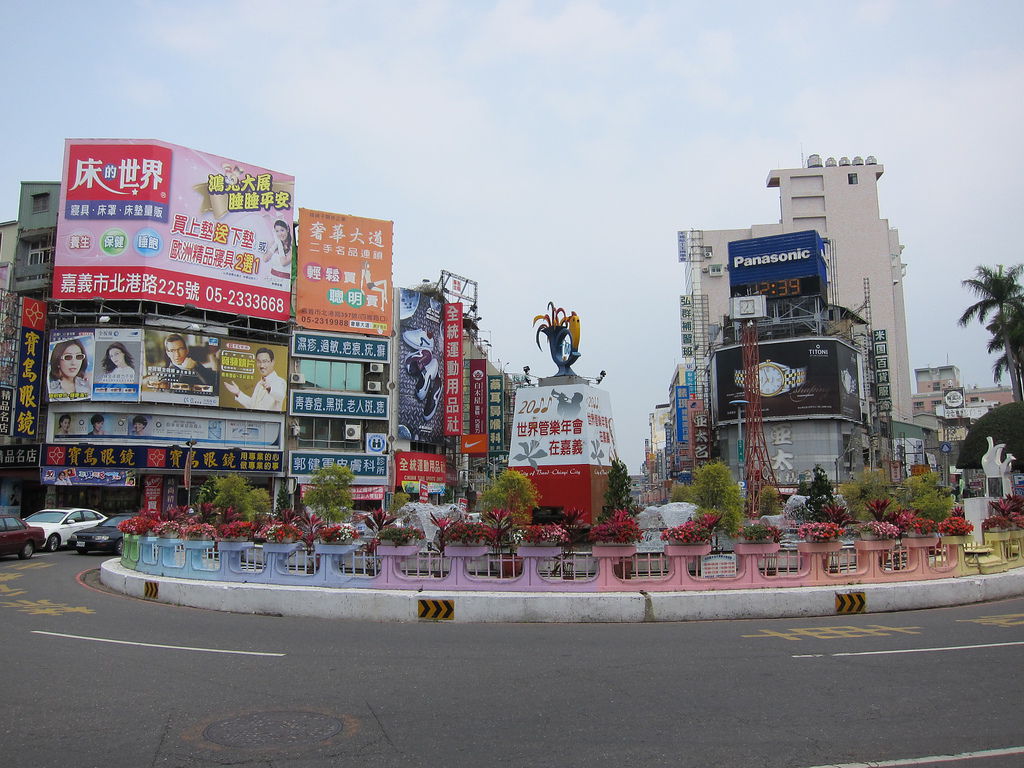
[296,209,393,336]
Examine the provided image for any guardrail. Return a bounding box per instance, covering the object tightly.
[119,531,1024,592]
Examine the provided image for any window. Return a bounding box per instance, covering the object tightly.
[295,416,363,449]
[847,173,858,185]
[298,359,362,391]
[27,245,54,265]
[31,192,50,213]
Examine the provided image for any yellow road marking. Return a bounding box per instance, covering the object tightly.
[11,561,53,570]
[0,599,95,616]
[743,624,922,641]
[957,613,1024,628]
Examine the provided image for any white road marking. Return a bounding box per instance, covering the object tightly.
[802,745,1024,767]
[32,630,285,657]
[794,640,1024,659]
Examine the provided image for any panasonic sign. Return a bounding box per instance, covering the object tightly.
[732,248,811,269]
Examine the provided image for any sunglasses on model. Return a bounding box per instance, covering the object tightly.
[61,354,85,361]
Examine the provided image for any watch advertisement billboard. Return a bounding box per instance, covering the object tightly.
[295,209,393,335]
[53,139,294,320]
[715,338,861,421]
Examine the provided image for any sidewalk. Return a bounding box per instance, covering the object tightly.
[99,559,1024,622]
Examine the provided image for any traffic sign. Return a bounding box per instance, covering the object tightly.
[940,442,953,454]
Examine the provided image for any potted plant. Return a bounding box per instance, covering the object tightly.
[317,523,360,545]
[216,520,256,541]
[982,515,1012,533]
[446,521,493,546]
[796,521,844,554]
[376,526,424,557]
[261,522,303,544]
[118,515,156,537]
[589,510,642,579]
[904,516,938,537]
[180,522,217,541]
[153,520,183,539]
[661,521,713,557]
[857,520,900,541]
[734,522,782,556]
[938,516,974,537]
[314,522,361,557]
[520,524,570,546]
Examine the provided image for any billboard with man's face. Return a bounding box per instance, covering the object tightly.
[52,139,294,320]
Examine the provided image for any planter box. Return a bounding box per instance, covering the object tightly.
[796,540,842,554]
[664,543,713,557]
[314,542,361,555]
[901,535,940,548]
[854,538,897,552]
[443,544,489,558]
[376,544,421,557]
[733,541,780,556]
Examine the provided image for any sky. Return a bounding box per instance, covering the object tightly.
[3,0,1023,473]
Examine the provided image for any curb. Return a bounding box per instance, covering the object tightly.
[99,559,1024,623]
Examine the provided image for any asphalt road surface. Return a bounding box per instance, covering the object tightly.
[2,549,1023,768]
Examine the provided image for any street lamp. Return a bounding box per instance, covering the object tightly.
[729,399,749,485]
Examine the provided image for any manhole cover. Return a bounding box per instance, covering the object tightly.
[203,711,343,748]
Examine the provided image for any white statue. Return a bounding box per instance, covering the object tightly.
[981,436,1014,496]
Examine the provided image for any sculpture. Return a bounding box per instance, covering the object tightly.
[533,302,581,377]
[981,436,1016,496]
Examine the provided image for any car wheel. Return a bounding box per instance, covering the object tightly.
[18,541,35,560]
[45,534,60,552]
[115,539,124,556]
[76,547,90,555]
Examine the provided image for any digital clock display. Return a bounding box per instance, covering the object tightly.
[730,275,822,298]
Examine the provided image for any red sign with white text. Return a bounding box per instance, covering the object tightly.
[443,302,463,435]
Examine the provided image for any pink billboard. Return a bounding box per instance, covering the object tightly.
[53,139,295,320]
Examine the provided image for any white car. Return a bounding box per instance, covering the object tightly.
[23,508,107,552]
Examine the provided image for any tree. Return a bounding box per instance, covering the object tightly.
[603,458,635,515]
[959,264,1024,402]
[301,464,355,522]
[801,465,835,522]
[839,469,893,520]
[388,491,410,514]
[687,461,743,535]
[208,474,272,521]
[275,483,292,515]
[958,402,1024,469]
[669,483,694,503]
[757,485,782,517]
[478,469,539,525]
[896,472,954,522]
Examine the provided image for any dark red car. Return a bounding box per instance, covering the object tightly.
[0,515,45,560]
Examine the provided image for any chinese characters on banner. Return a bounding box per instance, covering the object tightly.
[53,139,294,320]
[295,209,393,335]
[443,302,463,436]
[14,298,46,438]
[487,375,505,458]
[508,384,617,468]
[469,357,487,435]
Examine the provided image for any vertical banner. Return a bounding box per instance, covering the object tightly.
[419,481,428,503]
[674,385,690,443]
[14,298,46,438]
[295,209,394,335]
[142,475,163,515]
[469,358,487,435]
[397,289,443,444]
[487,374,505,457]
[443,302,463,436]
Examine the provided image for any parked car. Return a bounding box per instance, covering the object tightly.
[0,515,45,560]
[69,514,134,556]
[22,508,107,552]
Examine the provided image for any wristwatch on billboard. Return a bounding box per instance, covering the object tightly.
[757,360,807,396]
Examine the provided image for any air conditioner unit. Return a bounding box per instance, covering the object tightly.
[708,264,724,276]
[368,362,385,373]
[365,381,382,392]
[344,424,362,441]
[289,373,306,385]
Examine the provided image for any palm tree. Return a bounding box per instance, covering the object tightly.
[959,264,1024,401]
[985,305,1024,389]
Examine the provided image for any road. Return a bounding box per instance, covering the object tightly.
[2,548,1023,768]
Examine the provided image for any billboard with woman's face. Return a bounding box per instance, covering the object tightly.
[92,327,142,402]
[47,329,94,403]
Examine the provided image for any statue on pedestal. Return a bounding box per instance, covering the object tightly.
[981,436,1016,497]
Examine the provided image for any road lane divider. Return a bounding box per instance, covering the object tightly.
[31,630,286,657]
